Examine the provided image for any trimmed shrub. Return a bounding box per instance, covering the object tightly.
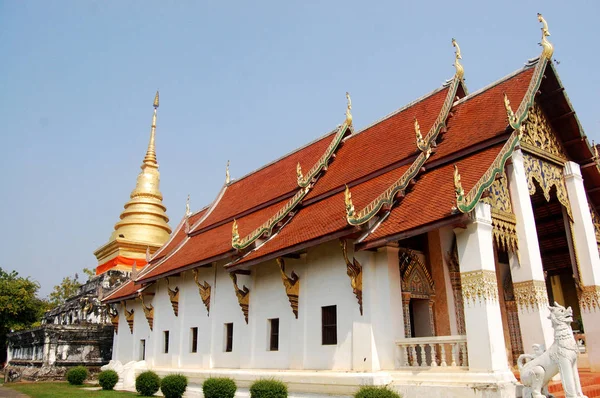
[249,379,288,398]
[160,374,188,398]
[202,377,237,398]
[136,371,161,396]
[354,385,402,398]
[66,366,88,385]
[98,369,119,391]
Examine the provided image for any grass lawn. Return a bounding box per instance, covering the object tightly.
[4,382,138,397]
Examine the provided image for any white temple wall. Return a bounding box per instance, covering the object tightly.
[115,305,135,364]
[177,267,213,368]
[132,300,151,362]
[247,258,298,369]
[151,278,180,368]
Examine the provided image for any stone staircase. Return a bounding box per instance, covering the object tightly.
[548,371,600,398]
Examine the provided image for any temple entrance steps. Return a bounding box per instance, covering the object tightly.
[514,369,600,398]
[548,371,600,398]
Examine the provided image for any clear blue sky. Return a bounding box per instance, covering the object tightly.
[1,1,598,297]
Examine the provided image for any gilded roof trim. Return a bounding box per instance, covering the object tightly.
[346,40,465,226]
[233,119,352,250]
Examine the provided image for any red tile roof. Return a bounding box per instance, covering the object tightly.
[152,208,207,261]
[135,63,545,280]
[103,280,141,303]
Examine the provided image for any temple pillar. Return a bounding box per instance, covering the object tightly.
[454,202,510,372]
[506,149,554,352]
[359,245,404,370]
[564,161,600,371]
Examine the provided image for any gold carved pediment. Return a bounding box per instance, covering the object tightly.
[521,104,568,163]
[481,171,518,253]
[523,153,572,218]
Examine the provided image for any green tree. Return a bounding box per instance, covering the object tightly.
[0,267,46,364]
[83,267,95,281]
[48,274,81,307]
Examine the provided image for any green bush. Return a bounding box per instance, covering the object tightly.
[354,385,402,398]
[160,374,188,398]
[249,379,288,398]
[202,377,237,398]
[136,371,161,396]
[66,366,89,385]
[98,370,119,391]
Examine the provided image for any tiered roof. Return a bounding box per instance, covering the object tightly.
[104,15,600,303]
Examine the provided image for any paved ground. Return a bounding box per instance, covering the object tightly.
[0,385,28,398]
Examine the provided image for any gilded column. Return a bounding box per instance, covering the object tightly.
[564,161,600,371]
[506,149,554,352]
[454,202,512,373]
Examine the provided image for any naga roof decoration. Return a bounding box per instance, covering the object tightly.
[231,93,353,251]
[454,13,554,213]
[345,39,465,226]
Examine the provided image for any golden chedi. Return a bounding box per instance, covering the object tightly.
[94,92,171,274]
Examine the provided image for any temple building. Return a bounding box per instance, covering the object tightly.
[103,16,600,397]
[6,92,172,380]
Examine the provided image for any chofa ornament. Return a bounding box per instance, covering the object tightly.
[518,302,587,398]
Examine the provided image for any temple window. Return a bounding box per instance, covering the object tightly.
[139,339,146,360]
[224,323,233,352]
[268,318,279,351]
[190,327,198,353]
[322,305,337,345]
[163,331,169,354]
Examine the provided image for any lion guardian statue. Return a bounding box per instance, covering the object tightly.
[518,302,587,398]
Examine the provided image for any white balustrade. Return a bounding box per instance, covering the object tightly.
[396,335,468,369]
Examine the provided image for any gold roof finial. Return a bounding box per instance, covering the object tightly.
[345,92,353,127]
[232,219,240,246]
[593,141,599,162]
[537,13,554,59]
[344,185,355,219]
[453,164,465,200]
[185,194,191,217]
[452,38,464,80]
[296,162,304,186]
[503,93,517,126]
[225,160,231,184]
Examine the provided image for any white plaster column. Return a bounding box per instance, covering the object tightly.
[454,202,510,372]
[564,161,600,371]
[358,245,404,370]
[507,149,554,352]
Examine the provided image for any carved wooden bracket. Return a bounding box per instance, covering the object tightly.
[166,277,180,317]
[230,272,250,324]
[340,240,363,315]
[193,268,211,316]
[122,301,134,334]
[276,258,300,319]
[108,304,119,334]
[139,293,154,331]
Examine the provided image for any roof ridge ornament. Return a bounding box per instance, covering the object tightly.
[415,117,427,152]
[503,93,518,126]
[452,38,464,80]
[232,219,240,246]
[185,194,191,217]
[346,92,353,127]
[454,164,465,202]
[537,13,554,60]
[225,160,231,184]
[345,185,356,220]
[296,162,304,186]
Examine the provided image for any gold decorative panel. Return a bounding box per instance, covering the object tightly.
[481,172,519,253]
[139,294,154,331]
[230,272,250,323]
[193,269,211,316]
[399,248,435,298]
[522,153,572,218]
[123,302,134,334]
[461,270,498,305]
[513,280,548,311]
[521,104,568,163]
[108,305,119,334]
[589,203,600,244]
[340,240,363,315]
[579,285,600,313]
[276,258,300,319]
[166,277,180,317]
